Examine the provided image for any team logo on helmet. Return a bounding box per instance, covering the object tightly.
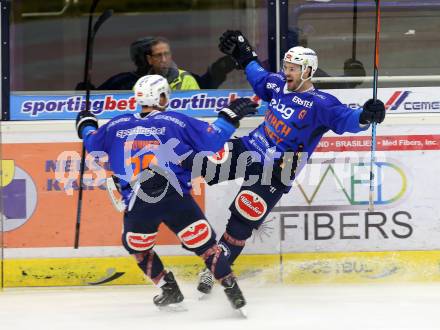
[178,219,212,248]
[126,232,157,251]
[207,143,229,165]
[235,190,267,221]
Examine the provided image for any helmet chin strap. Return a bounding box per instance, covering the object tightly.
[153,94,169,110]
[153,104,167,111]
[294,67,313,92]
[294,80,306,92]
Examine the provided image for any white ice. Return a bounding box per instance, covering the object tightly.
[1,281,440,330]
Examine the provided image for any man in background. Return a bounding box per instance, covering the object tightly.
[95,37,235,90]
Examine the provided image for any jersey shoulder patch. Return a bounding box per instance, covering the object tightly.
[310,89,341,107]
[269,72,285,83]
[153,111,188,128]
[106,114,134,131]
[265,73,285,93]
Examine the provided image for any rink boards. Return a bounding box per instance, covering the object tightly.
[2,106,440,287]
[4,251,440,287]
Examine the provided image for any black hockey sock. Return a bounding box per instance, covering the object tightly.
[218,232,247,265]
[133,249,165,285]
[200,244,233,280]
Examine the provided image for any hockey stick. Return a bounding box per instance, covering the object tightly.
[279,223,283,284]
[368,0,381,211]
[352,0,358,60]
[74,1,113,249]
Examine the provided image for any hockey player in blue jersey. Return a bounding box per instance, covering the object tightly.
[190,31,386,294]
[75,74,257,311]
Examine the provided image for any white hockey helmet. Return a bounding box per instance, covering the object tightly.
[283,46,318,78]
[133,74,171,109]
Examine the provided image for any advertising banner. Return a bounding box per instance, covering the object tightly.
[1,143,192,249]
[3,123,440,286]
[329,86,440,114]
[3,132,440,255]
[10,90,266,120]
[206,132,440,254]
[10,86,440,120]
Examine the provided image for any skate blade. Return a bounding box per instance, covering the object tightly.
[236,307,247,318]
[197,292,212,301]
[157,302,188,312]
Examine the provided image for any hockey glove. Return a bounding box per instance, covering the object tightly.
[76,110,98,139]
[218,98,258,127]
[219,30,258,69]
[359,99,386,125]
[219,30,237,56]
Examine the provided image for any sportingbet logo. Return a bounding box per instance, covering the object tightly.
[116,126,166,138]
[21,95,138,116]
[17,91,263,119]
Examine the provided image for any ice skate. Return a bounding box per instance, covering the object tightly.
[197,268,214,299]
[221,275,247,317]
[153,272,186,312]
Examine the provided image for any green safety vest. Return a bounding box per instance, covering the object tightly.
[169,69,200,91]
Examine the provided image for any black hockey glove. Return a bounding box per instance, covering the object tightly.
[359,99,386,125]
[219,30,258,69]
[218,98,258,127]
[219,30,237,56]
[76,110,98,139]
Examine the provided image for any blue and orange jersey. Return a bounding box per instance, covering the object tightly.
[80,110,235,204]
[241,61,368,162]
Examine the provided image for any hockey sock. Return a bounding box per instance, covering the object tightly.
[133,249,166,285]
[200,244,233,280]
[218,231,247,264]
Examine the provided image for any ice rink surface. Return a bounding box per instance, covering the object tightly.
[1,281,440,330]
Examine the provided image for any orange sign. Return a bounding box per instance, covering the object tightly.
[2,142,205,248]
